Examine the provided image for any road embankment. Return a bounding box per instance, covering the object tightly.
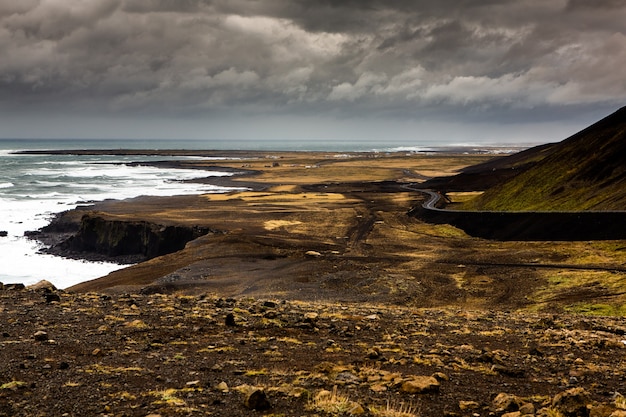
[409,189,626,240]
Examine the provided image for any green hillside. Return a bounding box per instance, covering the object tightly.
[464,106,626,211]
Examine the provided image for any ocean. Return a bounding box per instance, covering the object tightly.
[0,139,257,289]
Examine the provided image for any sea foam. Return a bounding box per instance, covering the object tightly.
[0,152,245,289]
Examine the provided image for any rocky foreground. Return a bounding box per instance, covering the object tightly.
[2,282,626,417]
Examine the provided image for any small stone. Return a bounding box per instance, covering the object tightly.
[335,371,360,384]
[502,412,521,417]
[186,380,201,387]
[400,376,440,394]
[367,347,382,360]
[432,372,449,382]
[92,348,102,356]
[304,312,319,321]
[305,250,322,257]
[370,383,387,393]
[241,386,271,411]
[492,393,520,413]
[216,381,229,392]
[33,331,48,341]
[492,364,525,378]
[45,293,61,303]
[6,283,25,291]
[459,401,480,411]
[609,411,626,417]
[225,313,236,326]
[519,402,535,415]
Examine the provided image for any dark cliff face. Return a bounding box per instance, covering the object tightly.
[57,214,212,262]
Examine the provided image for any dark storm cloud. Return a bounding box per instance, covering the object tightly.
[1,0,625,135]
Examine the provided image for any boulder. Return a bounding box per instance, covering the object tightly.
[28,280,57,291]
[552,387,591,417]
[492,393,521,413]
[237,385,271,411]
[400,376,440,394]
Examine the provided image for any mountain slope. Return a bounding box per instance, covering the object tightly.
[464,106,626,211]
[421,142,558,192]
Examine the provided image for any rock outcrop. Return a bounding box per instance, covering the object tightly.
[46,213,213,263]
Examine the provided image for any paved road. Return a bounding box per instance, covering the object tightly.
[402,185,444,210]
[402,183,626,272]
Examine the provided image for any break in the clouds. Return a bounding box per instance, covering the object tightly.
[1,0,625,143]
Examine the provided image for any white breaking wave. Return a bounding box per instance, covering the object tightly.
[0,150,245,289]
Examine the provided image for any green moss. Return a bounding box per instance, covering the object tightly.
[564,303,626,317]
[462,117,626,212]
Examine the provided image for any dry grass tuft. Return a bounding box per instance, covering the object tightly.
[372,399,420,417]
[309,385,363,415]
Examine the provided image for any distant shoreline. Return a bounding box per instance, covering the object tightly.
[13,145,527,157]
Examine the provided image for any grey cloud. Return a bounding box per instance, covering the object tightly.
[121,0,208,13]
[0,0,625,135]
[4,0,120,40]
[566,0,626,10]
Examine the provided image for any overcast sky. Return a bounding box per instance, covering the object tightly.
[1,0,625,146]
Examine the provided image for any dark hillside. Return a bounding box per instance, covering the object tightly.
[464,106,626,211]
[421,143,558,191]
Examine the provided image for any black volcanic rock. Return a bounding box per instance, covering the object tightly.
[48,214,213,263]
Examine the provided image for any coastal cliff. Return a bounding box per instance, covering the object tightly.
[40,212,213,263]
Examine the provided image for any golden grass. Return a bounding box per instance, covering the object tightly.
[309,386,363,415]
[1,381,27,390]
[215,153,494,185]
[264,220,303,231]
[371,400,420,417]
